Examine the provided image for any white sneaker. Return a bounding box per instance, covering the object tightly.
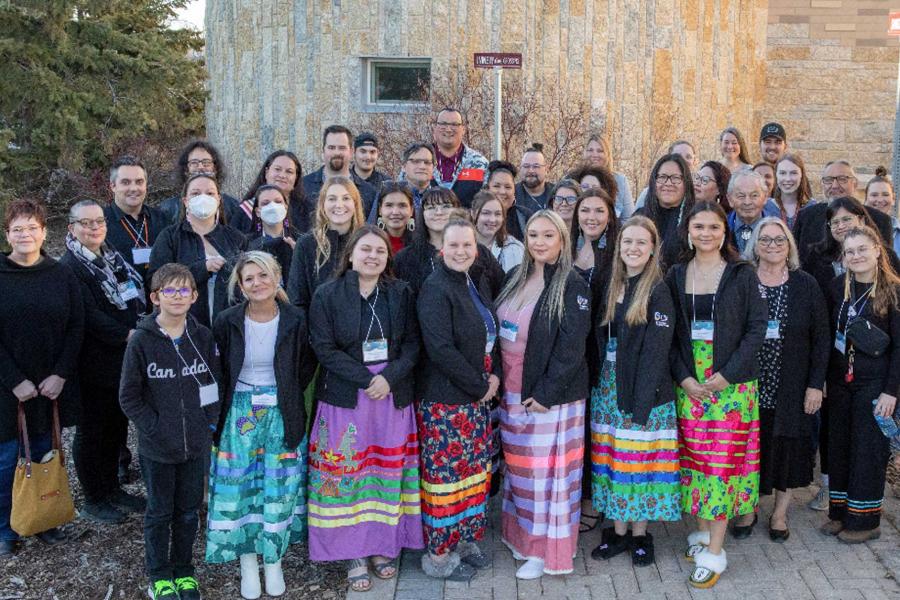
[515,557,545,580]
[808,486,829,511]
[264,560,286,597]
[240,553,261,600]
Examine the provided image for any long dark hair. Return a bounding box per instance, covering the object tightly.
[570,187,618,265]
[180,173,227,225]
[679,201,740,263]
[374,180,415,225]
[471,190,509,247]
[643,153,695,225]
[249,184,290,234]
[816,196,876,259]
[242,150,305,209]
[411,187,459,247]
[565,164,619,202]
[334,224,396,281]
[697,160,732,213]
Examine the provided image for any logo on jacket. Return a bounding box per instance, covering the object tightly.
[654,312,669,328]
[577,295,589,311]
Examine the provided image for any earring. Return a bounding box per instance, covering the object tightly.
[376,217,386,230]
[438,249,444,257]
[407,219,415,232]
[687,236,694,250]
[719,237,725,250]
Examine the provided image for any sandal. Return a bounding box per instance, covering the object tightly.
[631,533,654,567]
[590,527,631,560]
[347,558,371,592]
[370,556,398,580]
[579,510,602,533]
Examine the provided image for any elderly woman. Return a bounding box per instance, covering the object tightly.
[60,200,147,525]
[741,218,829,541]
[0,200,84,555]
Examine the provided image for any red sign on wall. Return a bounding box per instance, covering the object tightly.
[889,12,900,35]
[474,53,523,69]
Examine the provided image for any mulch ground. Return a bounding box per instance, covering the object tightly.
[0,429,347,600]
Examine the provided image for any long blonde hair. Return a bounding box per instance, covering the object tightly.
[603,216,663,326]
[497,210,573,323]
[228,251,289,304]
[314,176,365,270]
[842,226,900,317]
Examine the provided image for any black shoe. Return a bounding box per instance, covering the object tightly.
[109,488,146,514]
[631,533,655,567]
[174,576,202,600]
[731,514,758,540]
[82,500,127,524]
[36,527,66,545]
[460,547,492,570]
[591,527,631,560]
[768,517,790,542]
[0,540,17,558]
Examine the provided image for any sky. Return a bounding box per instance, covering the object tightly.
[172,0,205,31]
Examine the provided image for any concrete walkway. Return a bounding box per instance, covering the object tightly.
[347,484,900,600]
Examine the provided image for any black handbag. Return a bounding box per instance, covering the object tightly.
[846,317,890,357]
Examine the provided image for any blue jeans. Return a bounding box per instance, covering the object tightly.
[0,432,53,541]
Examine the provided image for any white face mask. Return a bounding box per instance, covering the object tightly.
[187,194,218,220]
[259,202,287,226]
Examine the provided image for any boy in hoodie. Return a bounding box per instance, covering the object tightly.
[119,263,221,600]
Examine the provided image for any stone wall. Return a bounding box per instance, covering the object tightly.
[763,0,898,195]
[204,0,768,198]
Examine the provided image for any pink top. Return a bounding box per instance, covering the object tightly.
[497,297,537,394]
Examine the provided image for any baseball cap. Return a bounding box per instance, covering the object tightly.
[759,122,786,142]
[354,132,379,148]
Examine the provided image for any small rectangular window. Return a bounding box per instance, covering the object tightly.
[361,58,431,112]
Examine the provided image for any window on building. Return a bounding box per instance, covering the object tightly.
[362,58,431,112]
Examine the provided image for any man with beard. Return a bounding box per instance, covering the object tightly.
[759,122,788,167]
[430,107,489,208]
[300,125,377,225]
[351,132,390,188]
[514,145,554,212]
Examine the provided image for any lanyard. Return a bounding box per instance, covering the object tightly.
[467,273,496,339]
[690,260,725,325]
[500,289,540,329]
[167,326,216,387]
[836,284,873,334]
[363,286,385,342]
[120,215,149,248]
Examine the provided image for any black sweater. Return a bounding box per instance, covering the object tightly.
[119,314,221,464]
[514,264,592,408]
[757,269,830,437]
[148,220,248,328]
[59,250,141,390]
[667,261,768,385]
[297,168,377,233]
[247,226,301,289]
[595,279,677,425]
[0,253,84,442]
[212,300,316,449]
[793,202,894,265]
[394,239,504,297]
[103,202,169,279]
[417,261,502,405]
[310,272,420,409]
[287,229,350,310]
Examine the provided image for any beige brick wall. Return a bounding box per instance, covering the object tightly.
[764,0,898,195]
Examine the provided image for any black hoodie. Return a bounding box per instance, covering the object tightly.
[119,313,221,464]
[0,253,84,442]
[394,239,504,297]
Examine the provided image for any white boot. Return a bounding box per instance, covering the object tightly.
[515,557,545,580]
[685,530,710,561]
[264,560,286,597]
[240,553,261,600]
[689,548,727,589]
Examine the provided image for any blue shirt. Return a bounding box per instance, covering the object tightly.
[892,216,900,258]
[728,199,782,253]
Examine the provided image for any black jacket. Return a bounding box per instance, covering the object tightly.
[505,203,535,242]
[59,250,141,390]
[417,261,502,405]
[793,202,894,264]
[247,226,301,289]
[310,272,420,409]
[394,240,504,297]
[103,202,169,280]
[760,269,830,438]
[212,300,316,448]
[297,167,377,233]
[0,253,84,442]
[148,220,248,327]
[595,279,676,425]
[635,204,686,272]
[515,181,554,213]
[119,314,221,464]
[287,229,350,310]
[667,261,768,385]
[515,264,592,408]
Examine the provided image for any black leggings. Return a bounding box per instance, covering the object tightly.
[73,384,129,503]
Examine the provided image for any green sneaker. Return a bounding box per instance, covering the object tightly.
[147,579,178,599]
[174,576,201,600]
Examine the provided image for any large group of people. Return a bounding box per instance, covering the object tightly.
[2,112,899,599]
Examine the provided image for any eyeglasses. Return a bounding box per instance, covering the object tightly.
[693,175,714,185]
[406,158,434,166]
[521,163,545,171]
[656,174,684,185]
[157,287,193,298]
[829,215,858,229]
[757,235,788,248]
[553,195,578,205]
[8,225,42,237]
[423,203,453,213]
[843,245,874,258]
[435,121,463,128]
[69,218,107,229]
[187,159,214,169]
[822,175,855,186]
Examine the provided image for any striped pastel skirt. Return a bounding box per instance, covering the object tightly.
[500,388,585,575]
[676,340,760,521]
[590,359,681,522]
[206,387,307,564]
[417,400,492,555]
[307,364,423,561]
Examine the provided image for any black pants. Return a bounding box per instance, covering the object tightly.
[140,454,205,581]
[827,377,891,531]
[73,384,129,504]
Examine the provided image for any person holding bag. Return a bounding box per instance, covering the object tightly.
[822,225,900,543]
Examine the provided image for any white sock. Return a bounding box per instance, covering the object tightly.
[239,553,261,600]
[822,474,829,487]
[264,560,286,597]
[515,557,544,580]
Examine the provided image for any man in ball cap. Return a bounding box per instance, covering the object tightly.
[759,122,788,166]
[352,132,390,188]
